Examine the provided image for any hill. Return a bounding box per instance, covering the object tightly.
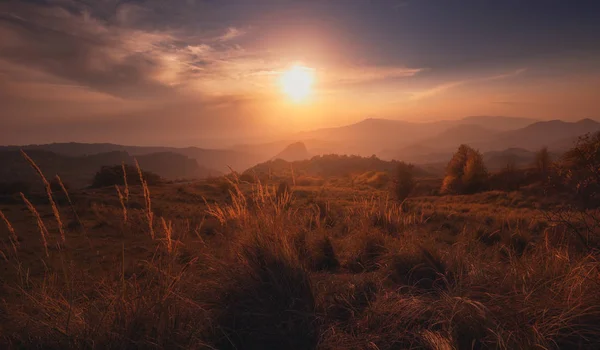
[247,154,430,179]
[460,115,539,130]
[0,150,219,189]
[0,143,263,173]
[296,116,542,158]
[479,118,600,151]
[384,124,499,162]
[272,142,311,162]
[379,118,599,164]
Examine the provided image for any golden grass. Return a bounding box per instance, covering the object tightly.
[2,169,600,349]
[20,192,50,257]
[135,158,154,239]
[115,185,128,224]
[20,150,65,242]
[0,208,19,252]
[160,217,174,253]
[55,175,86,236]
[121,161,129,202]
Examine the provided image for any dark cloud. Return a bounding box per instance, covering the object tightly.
[0,3,179,98]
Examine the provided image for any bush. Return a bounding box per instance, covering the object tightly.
[308,236,340,271]
[394,162,415,202]
[441,144,488,194]
[210,235,318,349]
[91,164,162,188]
[347,233,388,272]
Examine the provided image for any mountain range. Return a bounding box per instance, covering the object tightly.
[1,116,598,188]
[0,150,219,190]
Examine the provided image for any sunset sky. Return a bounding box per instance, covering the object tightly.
[1,0,600,146]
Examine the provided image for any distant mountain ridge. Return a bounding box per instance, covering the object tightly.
[2,116,598,175]
[0,149,220,189]
[0,143,262,173]
[293,115,543,157]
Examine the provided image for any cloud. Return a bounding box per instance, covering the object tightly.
[0,2,258,100]
[327,66,423,85]
[0,6,176,98]
[409,81,464,100]
[218,27,246,41]
[410,68,527,100]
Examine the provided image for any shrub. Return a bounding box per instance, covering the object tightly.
[441,144,488,194]
[209,234,318,349]
[394,162,415,202]
[387,246,452,291]
[347,233,388,272]
[310,236,340,271]
[91,164,162,188]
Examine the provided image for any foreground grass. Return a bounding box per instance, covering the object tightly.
[1,174,599,349]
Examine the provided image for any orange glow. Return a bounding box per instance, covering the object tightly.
[280,65,315,102]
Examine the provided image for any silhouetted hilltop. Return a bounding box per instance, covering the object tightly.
[272,142,311,162]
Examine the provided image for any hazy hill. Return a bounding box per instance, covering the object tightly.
[1,143,261,173]
[231,140,291,160]
[296,118,449,156]
[4,117,594,172]
[460,116,539,131]
[378,118,598,164]
[296,116,541,157]
[479,119,600,151]
[0,150,219,189]
[387,124,499,161]
[272,142,311,162]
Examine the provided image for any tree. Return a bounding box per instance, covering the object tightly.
[535,147,551,177]
[394,162,415,202]
[556,132,600,208]
[441,145,488,194]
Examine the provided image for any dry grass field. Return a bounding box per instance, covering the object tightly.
[1,154,599,349]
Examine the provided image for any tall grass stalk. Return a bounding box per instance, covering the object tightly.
[115,185,128,224]
[21,150,65,242]
[121,161,130,202]
[1,209,19,252]
[20,192,50,257]
[161,217,174,253]
[55,175,87,237]
[135,159,154,239]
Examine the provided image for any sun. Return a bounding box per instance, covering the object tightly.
[280,65,314,102]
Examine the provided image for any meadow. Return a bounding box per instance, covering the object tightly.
[0,151,599,350]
